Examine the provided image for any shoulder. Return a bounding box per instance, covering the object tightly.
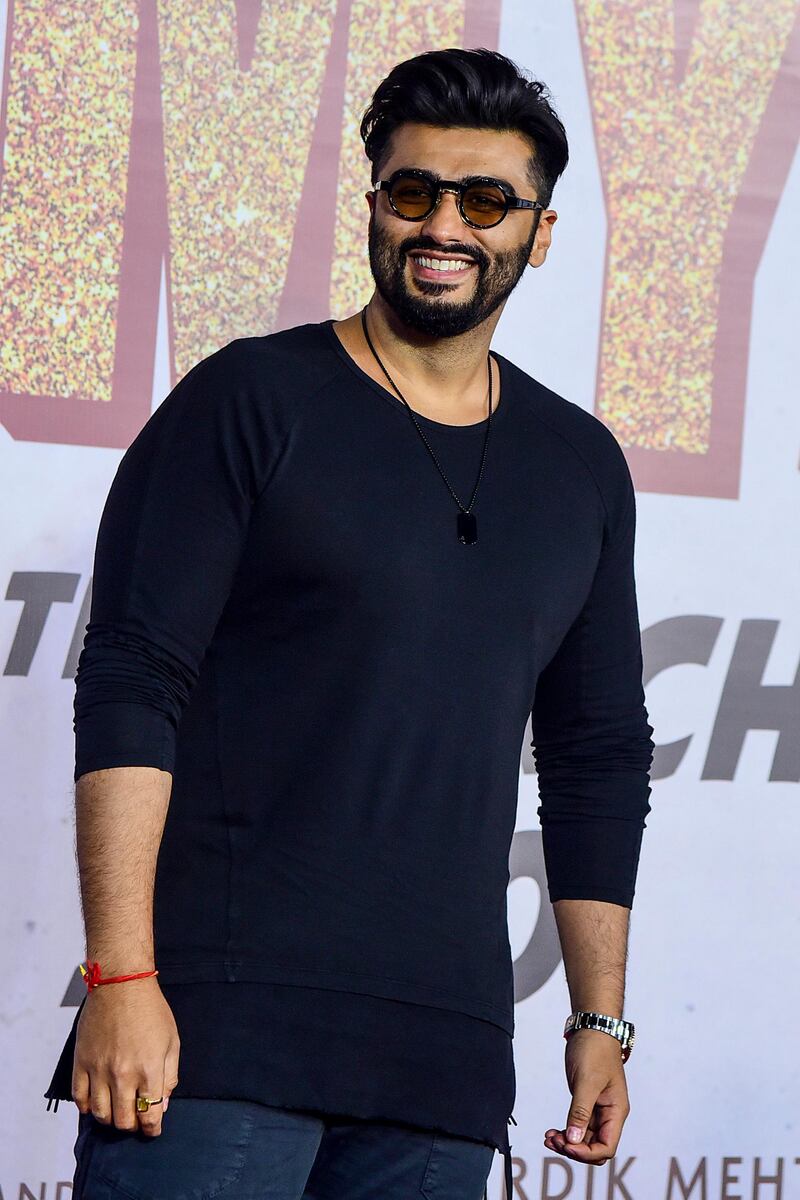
[499,353,635,525]
[195,322,341,397]
[151,323,341,448]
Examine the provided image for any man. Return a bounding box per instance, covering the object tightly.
[45,46,654,1200]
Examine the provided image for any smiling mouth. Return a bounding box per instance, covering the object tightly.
[408,253,477,281]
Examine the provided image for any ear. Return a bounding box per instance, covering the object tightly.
[366,189,376,214]
[528,210,557,269]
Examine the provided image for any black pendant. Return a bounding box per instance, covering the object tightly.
[457,511,477,544]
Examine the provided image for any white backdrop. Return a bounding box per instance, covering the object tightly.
[1,1,798,1195]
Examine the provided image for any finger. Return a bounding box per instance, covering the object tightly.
[90,1081,113,1125]
[110,1082,140,1132]
[565,1095,596,1146]
[546,1122,591,1154]
[545,1139,600,1163]
[562,1141,613,1164]
[543,1133,604,1165]
[576,1106,624,1157]
[549,1125,616,1164]
[163,1039,181,1113]
[71,1066,91,1116]
[136,1073,167,1138]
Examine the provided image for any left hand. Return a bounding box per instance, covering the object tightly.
[543,1028,630,1165]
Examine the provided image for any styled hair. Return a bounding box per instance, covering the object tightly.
[360,48,569,210]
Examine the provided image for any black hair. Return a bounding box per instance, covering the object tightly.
[360,47,569,210]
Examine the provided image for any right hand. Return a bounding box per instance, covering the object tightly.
[71,977,181,1137]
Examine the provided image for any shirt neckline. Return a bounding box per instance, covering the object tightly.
[320,318,511,434]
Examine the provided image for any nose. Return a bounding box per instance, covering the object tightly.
[418,188,469,243]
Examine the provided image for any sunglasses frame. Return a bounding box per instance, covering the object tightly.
[374,167,544,229]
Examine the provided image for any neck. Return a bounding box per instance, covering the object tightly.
[363,293,501,404]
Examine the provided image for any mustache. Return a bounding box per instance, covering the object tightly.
[398,238,487,269]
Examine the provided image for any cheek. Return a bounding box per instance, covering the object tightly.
[485,234,515,259]
[372,215,408,250]
[487,237,530,270]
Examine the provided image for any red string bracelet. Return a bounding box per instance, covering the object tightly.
[79,960,159,992]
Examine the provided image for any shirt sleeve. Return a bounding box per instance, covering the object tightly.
[529,444,655,909]
[73,344,281,782]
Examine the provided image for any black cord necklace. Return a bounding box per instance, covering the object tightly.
[360,305,494,545]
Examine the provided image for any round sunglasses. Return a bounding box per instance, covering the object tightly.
[374,168,544,230]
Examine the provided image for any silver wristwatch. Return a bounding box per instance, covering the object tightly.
[563,1010,635,1062]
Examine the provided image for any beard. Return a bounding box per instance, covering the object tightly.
[367,211,538,338]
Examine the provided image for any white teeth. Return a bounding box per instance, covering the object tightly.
[414,256,471,272]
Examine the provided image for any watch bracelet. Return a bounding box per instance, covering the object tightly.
[563,1010,635,1062]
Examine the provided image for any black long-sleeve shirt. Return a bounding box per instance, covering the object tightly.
[44,319,654,1197]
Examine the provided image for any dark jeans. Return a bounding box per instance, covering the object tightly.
[72,1098,496,1199]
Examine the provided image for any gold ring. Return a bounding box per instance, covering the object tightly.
[136,1095,164,1113]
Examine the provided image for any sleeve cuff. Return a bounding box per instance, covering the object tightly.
[74,701,176,781]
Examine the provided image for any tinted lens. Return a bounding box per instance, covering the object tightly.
[389,175,436,218]
[462,183,507,226]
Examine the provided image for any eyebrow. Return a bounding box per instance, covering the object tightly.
[395,167,520,196]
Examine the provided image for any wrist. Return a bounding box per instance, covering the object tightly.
[85,951,155,975]
[79,958,159,994]
[564,1010,635,1062]
[568,998,623,1019]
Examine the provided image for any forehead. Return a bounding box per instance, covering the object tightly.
[380,123,534,189]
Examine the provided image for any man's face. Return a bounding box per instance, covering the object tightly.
[366,123,553,338]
